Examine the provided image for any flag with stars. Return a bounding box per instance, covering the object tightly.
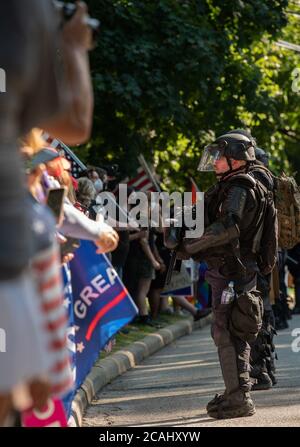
[69,241,138,389]
[43,133,87,178]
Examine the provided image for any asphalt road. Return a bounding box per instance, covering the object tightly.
[84,314,300,427]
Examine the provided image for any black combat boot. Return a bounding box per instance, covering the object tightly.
[251,372,272,390]
[207,390,256,419]
[207,345,255,418]
[250,360,272,391]
[206,392,227,412]
[267,362,277,386]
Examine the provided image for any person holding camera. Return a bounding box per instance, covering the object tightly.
[165,131,277,419]
[0,1,97,424]
[0,0,95,278]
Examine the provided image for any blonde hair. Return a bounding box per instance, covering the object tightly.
[19,128,45,157]
[59,170,77,205]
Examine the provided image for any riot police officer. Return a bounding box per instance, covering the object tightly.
[255,147,270,168]
[165,131,275,419]
[248,147,278,389]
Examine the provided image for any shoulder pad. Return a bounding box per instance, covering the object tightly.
[227,173,256,189]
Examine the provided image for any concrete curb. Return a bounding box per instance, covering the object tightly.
[70,314,213,426]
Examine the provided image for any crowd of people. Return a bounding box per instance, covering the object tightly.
[0,1,119,426]
[3,124,298,425]
[1,122,210,425]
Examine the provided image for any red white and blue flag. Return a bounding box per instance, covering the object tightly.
[125,166,156,192]
[62,242,138,417]
[44,134,87,179]
[119,154,161,193]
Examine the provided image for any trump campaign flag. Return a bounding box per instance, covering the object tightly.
[69,241,138,388]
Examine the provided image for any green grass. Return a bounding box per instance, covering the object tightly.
[100,313,190,359]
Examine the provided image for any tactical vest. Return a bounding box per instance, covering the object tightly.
[204,171,277,276]
[248,165,278,274]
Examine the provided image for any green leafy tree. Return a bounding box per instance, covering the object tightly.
[74,0,299,191]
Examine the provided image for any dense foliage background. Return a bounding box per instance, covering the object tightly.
[75,0,299,191]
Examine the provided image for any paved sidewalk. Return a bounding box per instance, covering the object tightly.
[83,315,300,427]
[71,315,212,426]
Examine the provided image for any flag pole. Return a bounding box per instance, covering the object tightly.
[43,133,87,172]
[138,154,161,192]
[44,134,132,227]
[56,140,87,172]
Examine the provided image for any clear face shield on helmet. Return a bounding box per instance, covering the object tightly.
[197,144,223,172]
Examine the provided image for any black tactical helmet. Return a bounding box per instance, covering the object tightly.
[214,131,256,162]
[226,128,256,144]
[198,130,256,172]
[255,147,270,167]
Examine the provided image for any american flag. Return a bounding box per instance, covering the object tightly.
[120,155,161,193]
[44,134,160,193]
[125,166,156,192]
[44,134,87,178]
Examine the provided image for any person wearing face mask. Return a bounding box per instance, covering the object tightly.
[83,167,106,189]
[78,167,106,217]
[28,154,118,253]
[94,178,104,194]
[91,177,105,218]
[75,177,97,218]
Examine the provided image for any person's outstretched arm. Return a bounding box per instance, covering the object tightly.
[42,2,94,145]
